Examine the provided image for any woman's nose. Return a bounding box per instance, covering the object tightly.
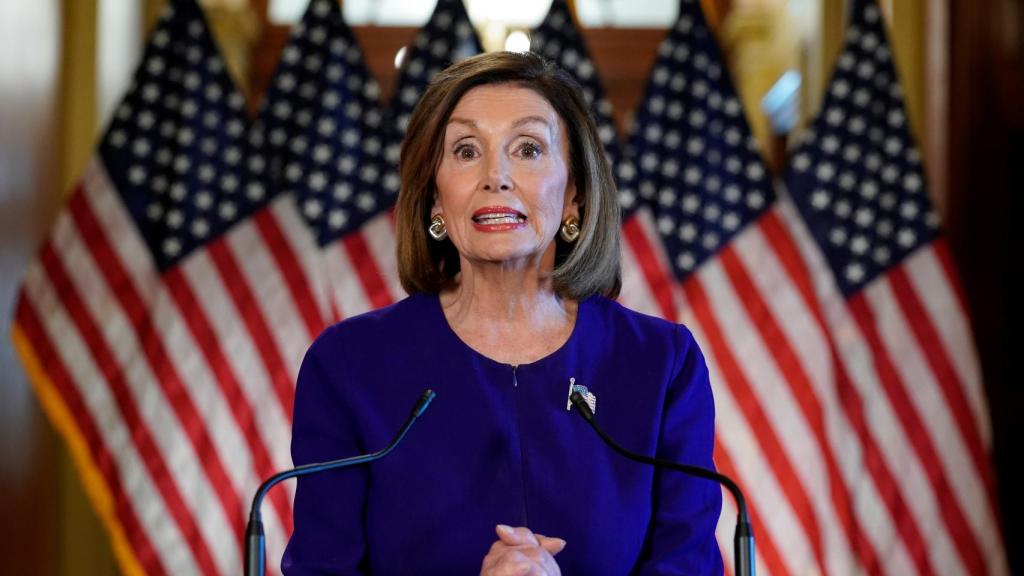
[482,151,513,192]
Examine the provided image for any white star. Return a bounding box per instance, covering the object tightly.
[701,232,719,250]
[661,160,680,178]
[845,262,865,283]
[218,201,237,221]
[839,172,857,191]
[826,107,846,126]
[811,189,831,209]
[132,139,151,157]
[198,164,216,183]
[657,215,676,234]
[843,144,862,163]
[247,182,265,201]
[304,198,323,219]
[162,237,181,257]
[173,155,191,174]
[333,181,353,200]
[146,202,163,220]
[877,219,893,237]
[306,172,325,192]
[683,194,701,213]
[903,173,923,192]
[855,207,875,227]
[357,192,375,211]
[830,226,848,245]
[328,209,349,229]
[170,183,187,201]
[176,128,194,146]
[724,185,742,204]
[897,228,917,247]
[747,191,766,210]
[676,252,696,271]
[860,180,879,199]
[166,209,184,229]
[834,199,852,218]
[337,155,356,175]
[686,137,705,155]
[195,191,213,210]
[816,162,836,182]
[900,201,920,220]
[850,235,870,254]
[191,218,209,238]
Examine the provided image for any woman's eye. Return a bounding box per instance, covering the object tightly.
[454,145,477,160]
[519,142,542,159]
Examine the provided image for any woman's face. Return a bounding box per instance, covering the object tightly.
[433,84,577,273]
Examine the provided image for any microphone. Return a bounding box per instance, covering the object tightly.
[244,389,437,576]
[569,391,755,576]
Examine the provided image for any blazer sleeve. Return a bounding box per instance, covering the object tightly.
[634,325,724,575]
[282,328,370,575]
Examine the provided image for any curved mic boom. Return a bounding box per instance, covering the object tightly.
[244,389,437,576]
[569,391,755,576]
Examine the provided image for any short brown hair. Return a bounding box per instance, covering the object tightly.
[395,51,621,300]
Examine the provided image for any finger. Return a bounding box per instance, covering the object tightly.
[496,524,539,547]
[535,535,567,556]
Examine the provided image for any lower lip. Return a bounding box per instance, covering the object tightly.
[472,219,527,232]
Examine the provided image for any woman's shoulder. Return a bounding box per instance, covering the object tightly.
[585,296,698,347]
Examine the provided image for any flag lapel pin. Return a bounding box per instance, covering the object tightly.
[565,377,597,414]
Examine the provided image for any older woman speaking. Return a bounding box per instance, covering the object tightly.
[283,52,722,575]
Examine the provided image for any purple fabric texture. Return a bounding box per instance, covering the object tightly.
[282,293,723,575]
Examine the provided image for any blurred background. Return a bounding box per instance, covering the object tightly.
[1,0,1018,573]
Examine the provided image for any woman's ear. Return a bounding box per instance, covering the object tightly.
[563,181,580,219]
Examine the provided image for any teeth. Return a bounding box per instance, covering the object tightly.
[478,216,521,225]
[475,213,524,224]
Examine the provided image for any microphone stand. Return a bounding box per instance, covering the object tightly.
[244,389,436,576]
[569,391,755,576]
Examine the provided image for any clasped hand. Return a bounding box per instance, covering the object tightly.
[480,524,566,576]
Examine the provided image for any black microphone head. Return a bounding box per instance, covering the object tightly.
[569,391,595,422]
[412,389,436,418]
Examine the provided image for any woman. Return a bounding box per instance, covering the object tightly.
[283,51,722,575]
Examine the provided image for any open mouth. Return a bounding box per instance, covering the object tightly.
[472,207,527,226]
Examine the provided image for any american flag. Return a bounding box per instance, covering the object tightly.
[301,0,482,319]
[617,0,940,573]
[784,0,1008,573]
[9,0,484,574]
[261,0,399,321]
[12,1,308,573]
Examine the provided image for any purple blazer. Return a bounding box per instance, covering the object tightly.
[282,293,723,575]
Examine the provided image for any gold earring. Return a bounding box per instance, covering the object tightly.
[428,214,447,241]
[560,216,580,243]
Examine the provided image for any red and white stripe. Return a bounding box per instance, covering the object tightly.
[13,158,334,574]
[780,196,1007,575]
[321,211,405,321]
[616,197,1007,575]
